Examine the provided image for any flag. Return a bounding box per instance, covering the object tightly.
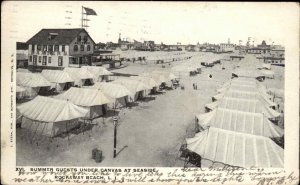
[83,7,97,15]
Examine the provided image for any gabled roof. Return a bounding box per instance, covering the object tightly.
[26,28,96,45]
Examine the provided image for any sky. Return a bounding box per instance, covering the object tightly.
[2,1,298,45]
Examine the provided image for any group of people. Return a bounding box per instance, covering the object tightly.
[193,83,198,90]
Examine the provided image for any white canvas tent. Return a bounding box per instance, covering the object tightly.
[222,79,257,88]
[55,87,110,119]
[217,84,259,94]
[41,70,74,92]
[205,97,281,119]
[212,90,276,108]
[267,88,284,99]
[232,70,264,79]
[261,70,275,79]
[186,127,284,168]
[195,108,283,138]
[64,67,94,87]
[112,78,149,102]
[17,96,88,137]
[17,72,51,98]
[86,82,131,109]
[140,72,167,85]
[82,66,112,82]
[16,85,26,99]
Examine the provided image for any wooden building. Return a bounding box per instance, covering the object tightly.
[26,28,95,69]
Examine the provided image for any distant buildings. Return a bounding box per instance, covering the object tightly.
[219,43,235,52]
[250,40,285,66]
[26,28,96,69]
[246,40,271,54]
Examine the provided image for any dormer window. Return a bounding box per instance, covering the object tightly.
[48,33,58,40]
[77,36,81,42]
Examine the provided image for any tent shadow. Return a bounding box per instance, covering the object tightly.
[140,96,156,102]
[127,102,139,108]
[152,91,166,95]
[103,110,120,118]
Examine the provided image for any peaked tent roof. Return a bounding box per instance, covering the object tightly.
[17,72,51,88]
[212,90,276,107]
[27,28,96,45]
[130,76,159,88]
[86,82,131,99]
[232,70,264,78]
[41,70,74,83]
[186,127,284,168]
[82,66,113,77]
[64,67,94,80]
[17,96,88,122]
[112,78,150,93]
[55,87,110,107]
[196,108,283,138]
[205,97,281,119]
[141,72,168,84]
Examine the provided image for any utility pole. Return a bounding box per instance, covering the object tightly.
[113,116,118,158]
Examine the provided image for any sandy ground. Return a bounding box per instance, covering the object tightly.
[16,52,284,167]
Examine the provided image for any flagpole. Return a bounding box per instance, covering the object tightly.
[81,6,83,28]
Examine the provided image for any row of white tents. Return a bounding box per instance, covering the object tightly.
[185,77,284,168]
[16,66,113,99]
[17,68,178,138]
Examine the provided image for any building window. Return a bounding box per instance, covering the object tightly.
[48,45,53,52]
[33,55,37,65]
[77,36,81,42]
[69,57,78,64]
[62,45,65,52]
[37,45,41,51]
[42,56,47,65]
[43,45,47,51]
[58,56,63,66]
[32,45,35,52]
[80,45,84,51]
[74,45,78,52]
[87,45,91,51]
[29,56,32,62]
[48,57,51,63]
[54,45,59,52]
[38,56,42,63]
[83,36,88,42]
